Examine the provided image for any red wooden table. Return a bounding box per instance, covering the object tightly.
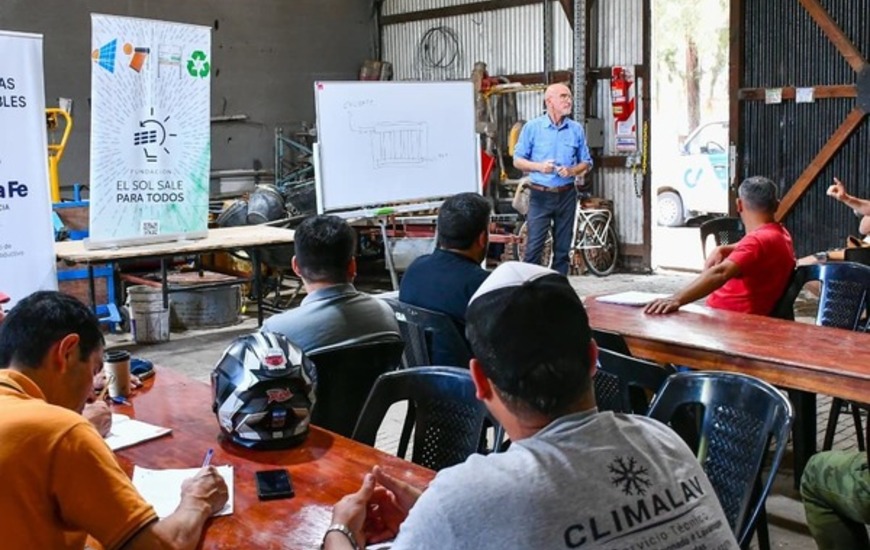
[103,368,434,549]
[585,297,870,483]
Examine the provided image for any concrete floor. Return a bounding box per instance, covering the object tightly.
[106,269,866,549]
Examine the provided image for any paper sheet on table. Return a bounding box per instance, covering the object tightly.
[105,414,172,451]
[595,291,668,306]
[132,465,234,518]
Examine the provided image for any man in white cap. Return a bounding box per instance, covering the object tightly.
[323,262,737,550]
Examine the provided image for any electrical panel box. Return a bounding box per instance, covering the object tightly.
[584,118,605,149]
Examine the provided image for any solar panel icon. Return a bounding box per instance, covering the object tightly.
[92,39,117,73]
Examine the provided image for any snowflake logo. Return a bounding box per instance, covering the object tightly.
[609,456,652,496]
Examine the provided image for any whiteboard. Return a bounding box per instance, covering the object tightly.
[314,81,480,213]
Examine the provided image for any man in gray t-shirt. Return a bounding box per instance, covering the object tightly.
[322,262,737,550]
[262,215,399,355]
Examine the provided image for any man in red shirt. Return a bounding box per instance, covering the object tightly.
[646,176,795,316]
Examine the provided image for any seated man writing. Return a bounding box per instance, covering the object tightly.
[263,215,400,354]
[0,291,228,550]
[646,175,795,315]
[323,262,738,549]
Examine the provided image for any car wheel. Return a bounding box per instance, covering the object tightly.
[657,191,684,227]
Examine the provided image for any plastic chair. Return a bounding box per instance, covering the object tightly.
[647,371,793,548]
[352,366,491,471]
[594,348,676,414]
[700,216,745,260]
[307,338,405,438]
[381,298,472,368]
[776,262,870,451]
[591,328,633,356]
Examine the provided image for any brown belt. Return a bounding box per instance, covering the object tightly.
[527,183,574,193]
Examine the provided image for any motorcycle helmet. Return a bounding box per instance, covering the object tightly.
[211,331,317,449]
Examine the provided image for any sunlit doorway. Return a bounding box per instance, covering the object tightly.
[650,0,730,271]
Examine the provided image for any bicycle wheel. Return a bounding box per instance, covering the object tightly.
[512,221,553,267]
[581,214,618,276]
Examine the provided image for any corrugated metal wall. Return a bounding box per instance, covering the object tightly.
[740,0,870,257]
[381,2,573,121]
[591,0,645,247]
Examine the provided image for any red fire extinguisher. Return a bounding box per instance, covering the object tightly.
[610,67,630,119]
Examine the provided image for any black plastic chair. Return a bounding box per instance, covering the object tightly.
[591,328,633,356]
[381,298,472,368]
[700,216,745,260]
[594,348,676,414]
[776,262,870,451]
[647,371,793,548]
[308,338,405,438]
[352,366,491,471]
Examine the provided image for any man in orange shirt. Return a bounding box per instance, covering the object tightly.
[0,291,228,550]
[646,176,795,316]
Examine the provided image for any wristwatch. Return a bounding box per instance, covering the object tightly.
[321,523,359,550]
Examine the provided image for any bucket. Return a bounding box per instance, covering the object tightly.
[127,285,171,344]
[246,185,286,224]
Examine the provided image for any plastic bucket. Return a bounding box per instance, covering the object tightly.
[246,185,286,224]
[127,285,171,344]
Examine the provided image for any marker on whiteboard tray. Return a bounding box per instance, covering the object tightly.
[373,207,395,217]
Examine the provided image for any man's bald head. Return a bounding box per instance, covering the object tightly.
[544,84,573,120]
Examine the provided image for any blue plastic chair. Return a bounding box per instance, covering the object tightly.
[776,262,870,451]
[352,366,497,471]
[647,371,793,548]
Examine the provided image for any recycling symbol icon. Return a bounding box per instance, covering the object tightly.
[186,50,210,78]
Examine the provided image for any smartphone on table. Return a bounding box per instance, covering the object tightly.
[255,469,294,500]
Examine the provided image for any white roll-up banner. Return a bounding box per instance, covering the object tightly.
[0,31,58,307]
[88,14,211,248]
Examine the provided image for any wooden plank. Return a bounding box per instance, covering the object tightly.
[798,0,867,72]
[738,84,857,101]
[381,0,540,25]
[776,107,867,221]
[728,0,744,213]
[504,70,573,85]
[55,225,294,263]
[105,368,435,549]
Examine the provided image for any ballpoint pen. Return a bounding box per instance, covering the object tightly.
[202,448,214,468]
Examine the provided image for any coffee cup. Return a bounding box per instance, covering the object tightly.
[104,350,131,398]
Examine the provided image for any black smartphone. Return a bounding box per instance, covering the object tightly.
[255,469,294,500]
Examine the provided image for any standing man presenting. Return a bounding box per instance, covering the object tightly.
[513,83,593,275]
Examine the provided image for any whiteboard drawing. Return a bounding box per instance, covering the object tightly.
[315,81,478,213]
[346,104,436,168]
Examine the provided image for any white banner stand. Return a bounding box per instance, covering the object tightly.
[0,31,57,307]
[87,15,211,249]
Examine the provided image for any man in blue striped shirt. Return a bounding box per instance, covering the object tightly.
[513,83,593,275]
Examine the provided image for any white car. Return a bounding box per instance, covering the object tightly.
[655,121,729,227]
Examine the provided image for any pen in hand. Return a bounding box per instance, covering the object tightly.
[202,448,214,468]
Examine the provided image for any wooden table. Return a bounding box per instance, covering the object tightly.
[56,226,295,325]
[106,368,434,549]
[585,297,870,482]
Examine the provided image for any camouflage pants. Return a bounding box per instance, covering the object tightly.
[800,449,870,550]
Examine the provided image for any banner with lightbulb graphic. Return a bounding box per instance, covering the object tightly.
[88,14,211,248]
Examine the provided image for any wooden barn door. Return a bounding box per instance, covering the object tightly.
[732,0,870,256]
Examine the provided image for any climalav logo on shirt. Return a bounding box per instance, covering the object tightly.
[562,455,731,549]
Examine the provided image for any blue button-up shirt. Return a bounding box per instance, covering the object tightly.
[513,114,593,187]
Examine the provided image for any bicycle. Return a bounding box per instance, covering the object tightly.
[572,203,619,276]
[511,199,619,276]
